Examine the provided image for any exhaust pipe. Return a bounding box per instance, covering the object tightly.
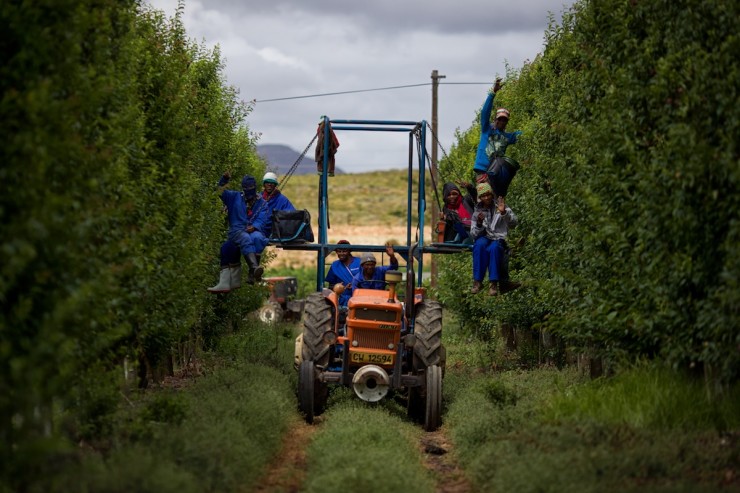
[352,365,390,402]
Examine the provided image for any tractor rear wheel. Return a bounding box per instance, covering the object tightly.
[424,365,442,431]
[299,293,333,416]
[300,293,333,367]
[413,301,444,371]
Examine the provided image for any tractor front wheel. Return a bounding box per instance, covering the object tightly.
[298,360,316,424]
[424,365,442,431]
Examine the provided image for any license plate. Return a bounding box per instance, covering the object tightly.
[350,352,394,365]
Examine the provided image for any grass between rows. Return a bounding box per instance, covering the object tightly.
[303,389,434,493]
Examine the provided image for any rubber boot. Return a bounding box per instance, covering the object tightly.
[229,263,242,289]
[207,267,231,293]
[245,253,264,284]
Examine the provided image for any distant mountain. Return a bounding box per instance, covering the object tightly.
[257,144,344,176]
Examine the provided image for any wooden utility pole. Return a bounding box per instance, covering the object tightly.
[430,69,445,289]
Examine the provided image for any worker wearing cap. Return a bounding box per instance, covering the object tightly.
[351,243,399,291]
[472,78,522,197]
[259,171,296,238]
[325,240,361,306]
[208,172,271,291]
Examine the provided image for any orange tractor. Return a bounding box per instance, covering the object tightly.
[274,117,467,431]
[294,261,445,430]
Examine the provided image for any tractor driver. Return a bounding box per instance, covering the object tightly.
[351,243,399,291]
[325,239,361,306]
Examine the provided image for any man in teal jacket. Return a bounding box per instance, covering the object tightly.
[473,78,522,197]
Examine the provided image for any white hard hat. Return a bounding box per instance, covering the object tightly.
[263,172,279,184]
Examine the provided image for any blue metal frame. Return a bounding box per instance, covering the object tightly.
[275,116,471,293]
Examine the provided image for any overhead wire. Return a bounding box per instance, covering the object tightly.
[254,82,492,103]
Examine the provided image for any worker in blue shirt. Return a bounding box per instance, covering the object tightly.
[325,239,361,306]
[351,243,399,291]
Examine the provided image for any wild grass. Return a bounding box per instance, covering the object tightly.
[543,363,740,431]
[444,361,739,493]
[47,324,299,493]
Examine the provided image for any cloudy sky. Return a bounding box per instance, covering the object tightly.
[145,0,574,173]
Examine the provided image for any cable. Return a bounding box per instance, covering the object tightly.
[255,81,492,103]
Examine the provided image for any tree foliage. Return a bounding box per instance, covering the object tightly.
[438,0,739,383]
[0,1,263,487]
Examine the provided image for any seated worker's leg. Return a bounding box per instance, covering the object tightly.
[223,240,243,289]
[498,244,521,294]
[207,241,239,293]
[451,222,470,243]
[471,236,491,294]
[230,230,264,284]
[249,230,270,255]
[486,239,507,295]
[489,160,518,198]
[248,231,269,283]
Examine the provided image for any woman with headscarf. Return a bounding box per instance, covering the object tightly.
[441,181,476,243]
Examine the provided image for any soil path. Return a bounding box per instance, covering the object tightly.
[420,428,474,493]
[253,417,321,493]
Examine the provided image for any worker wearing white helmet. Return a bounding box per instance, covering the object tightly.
[259,171,296,238]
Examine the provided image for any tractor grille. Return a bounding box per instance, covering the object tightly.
[351,328,396,350]
[353,307,398,322]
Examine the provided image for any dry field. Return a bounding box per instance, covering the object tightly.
[268,169,437,270]
[269,225,434,269]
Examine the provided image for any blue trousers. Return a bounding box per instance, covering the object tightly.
[487,161,515,198]
[472,237,508,282]
[222,230,269,266]
[220,240,240,266]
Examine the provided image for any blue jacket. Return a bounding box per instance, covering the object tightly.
[221,190,249,234]
[247,196,271,234]
[473,92,521,173]
[260,189,296,237]
[351,258,399,291]
[325,256,361,305]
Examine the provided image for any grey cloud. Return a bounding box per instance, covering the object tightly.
[198,0,571,35]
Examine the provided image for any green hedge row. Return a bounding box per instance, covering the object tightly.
[438,0,739,383]
[1,1,264,485]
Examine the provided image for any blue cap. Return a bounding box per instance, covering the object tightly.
[241,175,257,199]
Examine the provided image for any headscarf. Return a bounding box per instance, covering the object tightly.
[476,182,493,197]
